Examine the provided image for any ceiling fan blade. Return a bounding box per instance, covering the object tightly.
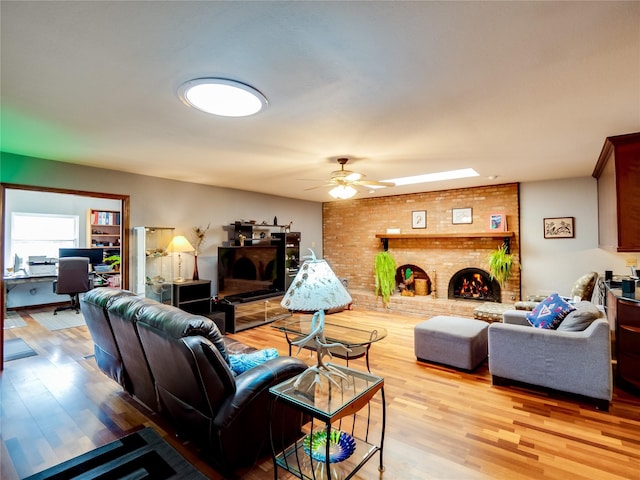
[303,183,333,191]
[355,180,396,188]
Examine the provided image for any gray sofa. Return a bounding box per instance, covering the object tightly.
[488,306,612,410]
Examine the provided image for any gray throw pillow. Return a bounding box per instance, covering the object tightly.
[557,301,602,331]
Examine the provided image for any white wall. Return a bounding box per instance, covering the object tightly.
[519,176,635,301]
[2,152,323,306]
[4,152,637,309]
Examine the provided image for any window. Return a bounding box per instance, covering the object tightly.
[10,213,79,266]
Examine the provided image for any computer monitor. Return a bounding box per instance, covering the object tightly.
[58,248,104,268]
[13,253,22,272]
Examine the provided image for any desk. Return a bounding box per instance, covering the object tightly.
[3,272,106,308]
[271,317,387,372]
[4,274,59,310]
[4,274,58,290]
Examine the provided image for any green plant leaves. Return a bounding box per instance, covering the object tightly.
[375,251,397,307]
[487,243,513,288]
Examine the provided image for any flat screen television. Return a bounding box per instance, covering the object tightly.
[217,245,284,301]
[59,247,105,268]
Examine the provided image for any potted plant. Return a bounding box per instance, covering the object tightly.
[374,251,397,308]
[104,254,121,271]
[486,242,513,288]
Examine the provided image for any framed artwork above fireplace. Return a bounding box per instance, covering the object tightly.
[452,207,472,224]
[412,210,426,229]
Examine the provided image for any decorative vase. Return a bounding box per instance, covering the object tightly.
[193,254,199,280]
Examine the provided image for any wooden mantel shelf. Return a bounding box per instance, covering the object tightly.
[375,231,514,240]
[376,231,514,251]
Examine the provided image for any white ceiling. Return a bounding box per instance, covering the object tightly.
[1,1,639,202]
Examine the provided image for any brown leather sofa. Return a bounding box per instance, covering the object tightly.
[80,288,308,474]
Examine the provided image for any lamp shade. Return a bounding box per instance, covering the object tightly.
[281,251,352,312]
[167,235,194,253]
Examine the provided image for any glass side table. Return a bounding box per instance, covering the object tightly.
[271,317,387,372]
[269,364,385,480]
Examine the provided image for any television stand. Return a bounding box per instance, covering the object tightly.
[217,291,291,333]
[222,289,281,303]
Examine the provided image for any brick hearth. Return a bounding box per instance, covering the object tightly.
[348,288,479,319]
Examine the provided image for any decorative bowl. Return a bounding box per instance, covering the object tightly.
[303,429,356,463]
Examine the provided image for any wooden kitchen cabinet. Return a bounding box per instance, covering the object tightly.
[592,132,640,252]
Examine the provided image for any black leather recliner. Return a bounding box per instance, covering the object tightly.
[106,294,164,411]
[79,288,136,388]
[135,302,307,473]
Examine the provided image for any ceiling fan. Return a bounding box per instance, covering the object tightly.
[307,158,396,199]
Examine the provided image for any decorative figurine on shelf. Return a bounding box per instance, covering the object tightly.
[399,267,415,297]
[273,215,278,226]
[281,221,293,233]
[239,234,246,247]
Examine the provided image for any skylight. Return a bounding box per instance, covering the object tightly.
[382,168,479,186]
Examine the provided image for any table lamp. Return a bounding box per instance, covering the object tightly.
[280,250,353,390]
[167,235,194,283]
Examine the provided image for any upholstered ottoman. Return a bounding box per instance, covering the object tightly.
[414,316,489,370]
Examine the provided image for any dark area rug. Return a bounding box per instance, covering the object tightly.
[24,427,207,480]
[3,338,38,362]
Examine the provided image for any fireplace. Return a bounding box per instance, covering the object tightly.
[448,267,500,302]
[396,264,431,295]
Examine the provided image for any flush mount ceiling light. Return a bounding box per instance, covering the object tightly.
[178,78,268,117]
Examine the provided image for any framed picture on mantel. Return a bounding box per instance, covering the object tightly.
[489,212,507,231]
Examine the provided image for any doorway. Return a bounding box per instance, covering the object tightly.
[1,183,130,370]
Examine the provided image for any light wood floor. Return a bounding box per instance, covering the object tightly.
[2,306,640,480]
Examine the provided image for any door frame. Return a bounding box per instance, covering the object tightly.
[1,182,130,370]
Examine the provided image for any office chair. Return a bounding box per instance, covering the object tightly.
[54,256,91,315]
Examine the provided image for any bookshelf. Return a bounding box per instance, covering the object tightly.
[87,209,121,262]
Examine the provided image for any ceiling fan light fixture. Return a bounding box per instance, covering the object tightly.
[344,172,363,182]
[329,185,357,199]
[178,78,268,117]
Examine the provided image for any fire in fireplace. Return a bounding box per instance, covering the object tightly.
[448,267,501,302]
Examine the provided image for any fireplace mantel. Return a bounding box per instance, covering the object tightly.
[376,232,514,240]
[376,231,514,251]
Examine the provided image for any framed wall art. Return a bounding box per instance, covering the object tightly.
[412,210,426,229]
[544,217,574,239]
[489,212,506,231]
[452,207,473,224]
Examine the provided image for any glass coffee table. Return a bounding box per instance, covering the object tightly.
[271,317,387,372]
[269,364,385,480]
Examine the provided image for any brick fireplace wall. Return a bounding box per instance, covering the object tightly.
[322,183,521,317]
